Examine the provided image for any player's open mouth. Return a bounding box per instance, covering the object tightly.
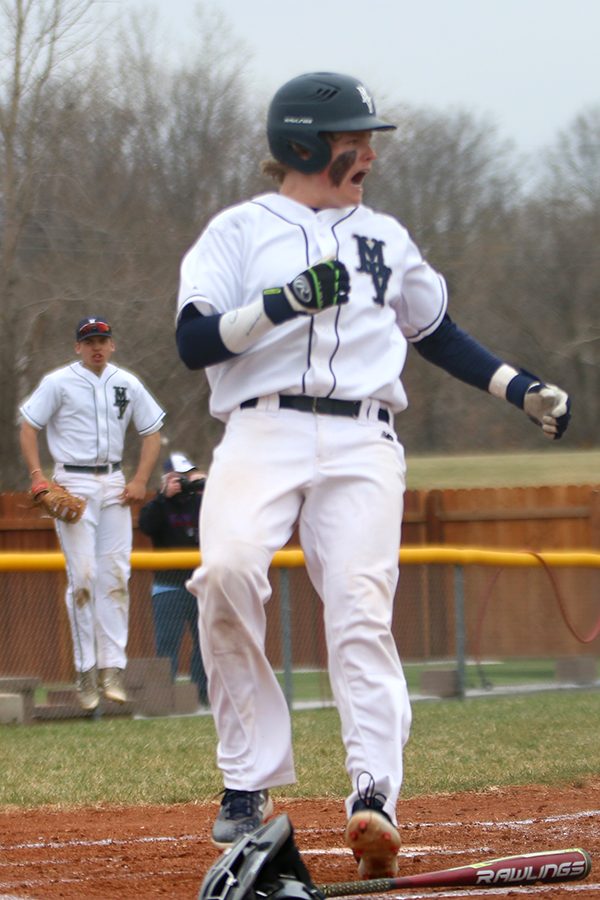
[351,170,368,186]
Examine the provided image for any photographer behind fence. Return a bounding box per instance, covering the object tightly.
[138,452,209,706]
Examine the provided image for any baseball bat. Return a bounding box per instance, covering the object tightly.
[318,847,592,896]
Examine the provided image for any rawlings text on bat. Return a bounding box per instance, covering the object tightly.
[318,847,592,896]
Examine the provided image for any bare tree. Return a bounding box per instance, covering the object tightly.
[0,0,99,484]
[1,2,266,486]
[505,107,600,446]
[71,7,266,475]
[368,106,519,270]
[366,106,526,451]
[544,105,600,215]
[3,3,595,488]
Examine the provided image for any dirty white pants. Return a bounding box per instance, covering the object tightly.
[54,467,132,672]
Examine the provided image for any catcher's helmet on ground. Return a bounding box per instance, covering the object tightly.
[267,72,396,174]
[198,814,324,900]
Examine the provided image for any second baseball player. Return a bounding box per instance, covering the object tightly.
[19,317,166,710]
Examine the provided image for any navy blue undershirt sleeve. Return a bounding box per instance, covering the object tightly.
[413,313,502,390]
[413,314,538,408]
[176,304,236,369]
[176,297,293,370]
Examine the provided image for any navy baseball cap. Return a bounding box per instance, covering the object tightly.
[164,452,197,474]
[76,317,112,341]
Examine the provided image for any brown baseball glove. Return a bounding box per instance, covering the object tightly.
[31,481,87,524]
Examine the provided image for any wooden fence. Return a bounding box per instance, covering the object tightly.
[1,485,599,684]
[2,485,599,551]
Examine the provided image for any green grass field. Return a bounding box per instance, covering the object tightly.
[32,660,578,708]
[1,691,598,807]
[2,449,598,811]
[276,659,570,701]
[405,448,600,488]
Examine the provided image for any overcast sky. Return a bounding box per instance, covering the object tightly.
[120,0,599,156]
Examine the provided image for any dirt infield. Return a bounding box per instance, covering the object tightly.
[0,779,598,899]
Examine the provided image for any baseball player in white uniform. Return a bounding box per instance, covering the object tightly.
[19,317,166,711]
[175,73,571,874]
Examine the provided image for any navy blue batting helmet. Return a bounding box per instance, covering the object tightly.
[266,72,396,174]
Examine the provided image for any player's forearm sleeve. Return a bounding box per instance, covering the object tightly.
[177,293,296,369]
[414,314,539,406]
[413,314,504,390]
[176,305,237,368]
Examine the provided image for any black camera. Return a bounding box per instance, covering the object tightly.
[178,475,206,495]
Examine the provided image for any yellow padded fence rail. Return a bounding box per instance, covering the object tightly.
[1,547,600,571]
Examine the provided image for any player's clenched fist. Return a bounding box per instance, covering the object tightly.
[523,382,571,440]
[284,260,349,314]
[265,260,350,317]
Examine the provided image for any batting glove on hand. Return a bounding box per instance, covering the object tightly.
[523,383,571,440]
[282,260,350,315]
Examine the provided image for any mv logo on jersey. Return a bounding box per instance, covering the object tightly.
[353,235,391,305]
[113,386,129,419]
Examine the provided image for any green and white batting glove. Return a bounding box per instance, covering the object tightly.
[264,259,350,320]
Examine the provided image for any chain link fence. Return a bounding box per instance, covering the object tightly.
[0,548,599,722]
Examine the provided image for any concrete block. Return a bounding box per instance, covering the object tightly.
[125,658,172,690]
[0,677,40,723]
[135,681,174,717]
[0,676,40,691]
[33,701,135,721]
[34,703,95,721]
[174,681,201,715]
[125,658,174,716]
[46,689,79,706]
[555,657,598,685]
[420,669,460,698]
[99,698,136,718]
[0,693,25,724]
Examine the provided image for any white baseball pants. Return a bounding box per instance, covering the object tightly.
[54,467,132,673]
[187,405,412,821]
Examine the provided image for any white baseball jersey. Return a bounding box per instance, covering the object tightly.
[20,361,165,463]
[21,361,165,675]
[178,191,446,806]
[177,192,447,420]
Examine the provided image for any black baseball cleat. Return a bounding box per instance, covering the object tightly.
[344,772,401,879]
[211,788,274,849]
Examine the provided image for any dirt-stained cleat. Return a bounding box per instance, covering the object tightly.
[345,772,401,879]
[99,667,127,704]
[77,666,100,711]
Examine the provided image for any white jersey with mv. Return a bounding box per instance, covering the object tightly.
[20,362,165,673]
[178,192,447,819]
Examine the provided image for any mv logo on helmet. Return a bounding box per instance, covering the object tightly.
[356,84,374,113]
[354,235,391,305]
